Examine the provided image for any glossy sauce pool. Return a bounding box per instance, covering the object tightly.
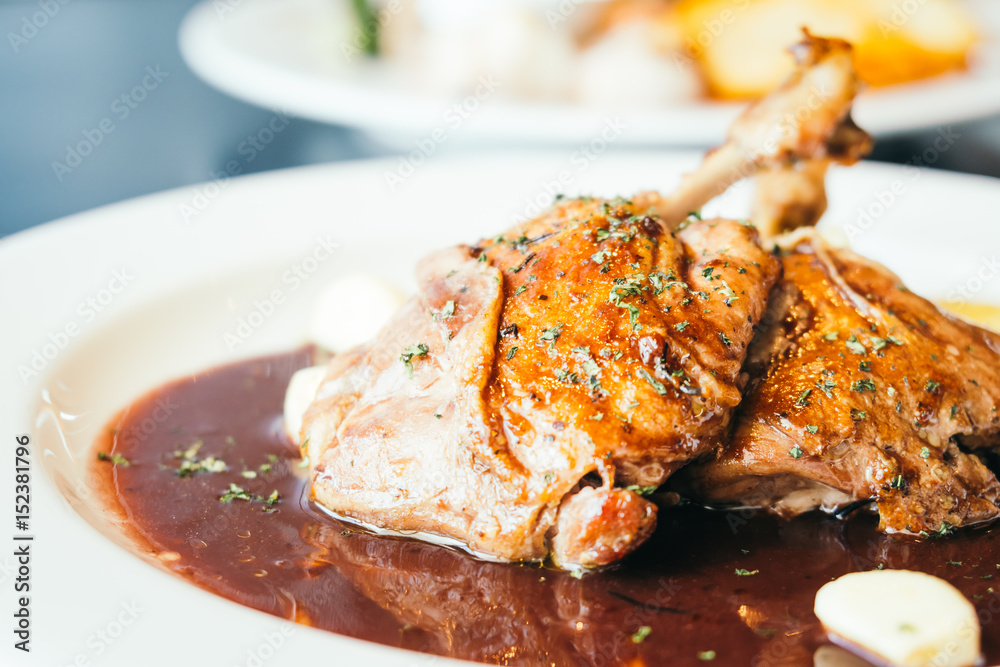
[94,350,1000,667]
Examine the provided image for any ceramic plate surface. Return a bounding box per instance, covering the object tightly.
[3,151,1000,666]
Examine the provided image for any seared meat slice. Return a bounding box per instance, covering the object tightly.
[678,234,1000,535]
[302,198,780,568]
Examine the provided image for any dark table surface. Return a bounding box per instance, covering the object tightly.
[3,0,1000,239]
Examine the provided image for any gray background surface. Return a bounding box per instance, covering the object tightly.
[2,0,999,238]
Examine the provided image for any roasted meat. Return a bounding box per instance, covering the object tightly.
[677,235,1000,535]
[298,30,999,571]
[301,199,780,568]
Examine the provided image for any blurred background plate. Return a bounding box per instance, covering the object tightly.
[179,0,1000,147]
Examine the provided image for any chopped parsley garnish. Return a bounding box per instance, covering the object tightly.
[859,361,871,372]
[735,568,759,576]
[950,404,958,419]
[796,389,812,406]
[850,409,867,420]
[638,369,667,395]
[824,331,839,341]
[631,626,652,643]
[400,343,429,378]
[675,321,691,332]
[920,447,931,459]
[219,483,252,502]
[806,424,818,434]
[871,337,888,351]
[934,522,955,538]
[539,324,564,345]
[816,379,836,398]
[925,379,941,392]
[625,485,658,496]
[172,441,226,477]
[851,379,876,393]
[789,446,804,459]
[219,484,280,509]
[438,300,455,319]
[846,335,866,355]
[719,332,732,346]
[890,475,906,490]
[554,368,579,384]
[697,651,717,661]
[97,452,131,466]
[507,346,518,360]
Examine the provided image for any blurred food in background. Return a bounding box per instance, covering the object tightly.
[355,0,976,105]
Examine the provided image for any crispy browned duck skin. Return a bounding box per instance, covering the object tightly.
[651,30,872,235]
[677,236,1000,535]
[671,36,1000,536]
[301,32,940,569]
[302,200,779,570]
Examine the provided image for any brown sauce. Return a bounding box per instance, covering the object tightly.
[94,350,1000,667]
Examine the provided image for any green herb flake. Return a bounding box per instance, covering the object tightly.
[697,651,717,661]
[851,379,876,393]
[920,447,931,459]
[789,446,804,459]
[719,332,732,346]
[219,483,252,503]
[846,335,866,355]
[796,389,812,406]
[97,452,131,466]
[400,343,430,378]
[631,626,652,644]
[806,424,818,434]
[639,369,667,395]
[675,321,691,332]
[735,568,759,576]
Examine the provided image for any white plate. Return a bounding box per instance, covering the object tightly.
[178,0,1000,147]
[3,152,1000,666]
